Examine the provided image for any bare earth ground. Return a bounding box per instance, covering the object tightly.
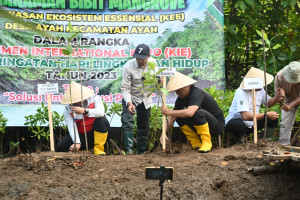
[0,140,300,200]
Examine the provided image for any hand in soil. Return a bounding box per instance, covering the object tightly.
[69,144,81,151]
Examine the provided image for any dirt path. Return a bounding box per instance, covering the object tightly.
[0,140,299,200]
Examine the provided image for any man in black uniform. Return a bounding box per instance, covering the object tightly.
[160,72,225,153]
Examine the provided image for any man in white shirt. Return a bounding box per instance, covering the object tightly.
[225,67,283,143]
[121,44,157,154]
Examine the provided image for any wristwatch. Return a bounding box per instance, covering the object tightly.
[84,108,89,115]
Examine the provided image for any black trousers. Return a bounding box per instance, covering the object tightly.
[225,117,278,139]
[56,116,110,152]
[121,99,151,131]
[176,109,224,137]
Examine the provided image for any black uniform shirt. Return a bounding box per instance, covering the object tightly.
[174,85,225,124]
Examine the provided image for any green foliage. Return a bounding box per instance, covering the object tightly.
[133,104,173,152]
[140,61,168,102]
[106,102,122,123]
[204,85,235,118]
[0,111,7,135]
[0,111,8,155]
[160,15,225,88]
[261,101,300,126]
[103,102,109,113]
[224,0,300,90]
[296,109,300,123]
[254,30,282,73]
[260,103,281,116]
[149,104,174,151]
[24,102,65,144]
[137,61,172,151]
[32,126,49,141]
[147,105,163,150]
[9,141,20,149]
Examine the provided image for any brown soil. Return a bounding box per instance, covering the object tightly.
[0,140,299,200]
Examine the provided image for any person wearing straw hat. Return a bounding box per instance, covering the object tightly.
[160,72,225,153]
[121,44,157,154]
[56,82,110,155]
[275,61,300,145]
[225,67,282,144]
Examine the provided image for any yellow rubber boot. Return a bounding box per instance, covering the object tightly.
[194,123,212,153]
[94,131,108,155]
[180,125,202,149]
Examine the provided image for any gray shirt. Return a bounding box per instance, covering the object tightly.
[121,57,156,109]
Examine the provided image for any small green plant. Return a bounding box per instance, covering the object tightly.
[140,61,168,101]
[148,105,163,150]
[24,102,65,151]
[0,111,8,155]
[147,104,174,151]
[0,141,20,159]
[137,61,170,151]
[106,102,122,124]
[254,30,281,74]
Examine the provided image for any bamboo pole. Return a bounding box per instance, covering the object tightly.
[252,89,257,144]
[162,76,167,152]
[79,70,89,152]
[46,82,55,151]
[261,29,268,139]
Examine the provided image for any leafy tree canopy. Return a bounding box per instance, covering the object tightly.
[224,0,300,91]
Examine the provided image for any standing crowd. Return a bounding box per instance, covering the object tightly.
[56,44,300,155]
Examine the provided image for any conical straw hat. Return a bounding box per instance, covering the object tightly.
[240,67,274,89]
[167,72,197,92]
[61,82,94,104]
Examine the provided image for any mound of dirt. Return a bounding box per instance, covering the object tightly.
[0,140,299,200]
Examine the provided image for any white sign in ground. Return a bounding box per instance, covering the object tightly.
[244,78,263,90]
[155,67,176,76]
[38,83,59,95]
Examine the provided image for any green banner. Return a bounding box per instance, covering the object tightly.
[0,0,225,126]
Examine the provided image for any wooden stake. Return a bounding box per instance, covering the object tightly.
[252,89,257,144]
[261,29,268,139]
[110,139,123,155]
[46,82,55,151]
[162,76,167,152]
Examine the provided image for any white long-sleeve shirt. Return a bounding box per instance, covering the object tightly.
[63,95,104,144]
[225,87,270,128]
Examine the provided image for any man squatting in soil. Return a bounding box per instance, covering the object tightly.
[225,67,284,143]
[121,44,158,155]
[275,61,300,145]
[56,82,110,155]
[160,72,225,153]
